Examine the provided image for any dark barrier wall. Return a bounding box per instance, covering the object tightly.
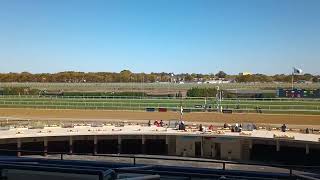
[73,140,94,154]
[121,139,142,154]
[251,144,320,165]
[309,148,320,164]
[97,140,118,154]
[48,141,69,153]
[146,108,156,112]
[251,144,276,162]
[21,142,44,156]
[183,109,191,113]
[0,143,17,156]
[145,139,166,155]
[158,108,167,112]
[275,146,306,164]
[222,109,232,114]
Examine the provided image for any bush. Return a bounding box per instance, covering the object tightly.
[187,87,217,97]
[63,91,147,97]
[261,93,276,98]
[2,87,40,95]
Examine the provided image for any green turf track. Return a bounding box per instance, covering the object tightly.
[0,96,320,115]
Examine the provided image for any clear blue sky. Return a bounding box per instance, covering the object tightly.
[0,0,319,75]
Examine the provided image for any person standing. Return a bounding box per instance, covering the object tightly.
[281,124,286,132]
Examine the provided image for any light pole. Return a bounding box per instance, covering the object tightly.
[171,73,175,98]
[216,86,222,112]
[142,75,145,98]
[291,72,294,90]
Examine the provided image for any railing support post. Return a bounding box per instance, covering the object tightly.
[44,137,48,157]
[17,139,21,157]
[222,162,226,171]
[69,136,73,155]
[94,135,98,155]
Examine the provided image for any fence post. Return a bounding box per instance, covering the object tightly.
[60,153,63,160]
[222,162,226,171]
[133,156,136,166]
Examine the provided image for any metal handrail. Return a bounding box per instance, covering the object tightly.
[1,94,320,101]
[0,148,319,176]
[294,174,320,180]
[115,168,283,180]
[0,162,114,180]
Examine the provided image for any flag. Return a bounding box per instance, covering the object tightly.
[293,67,303,75]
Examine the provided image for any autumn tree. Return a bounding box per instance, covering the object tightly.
[119,70,132,82]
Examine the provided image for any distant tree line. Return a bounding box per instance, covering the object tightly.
[0,70,167,83]
[235,73,319,83]
[0,87,177,97]
[0,70,318,83]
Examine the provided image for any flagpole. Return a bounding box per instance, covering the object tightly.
[292,67,302,90]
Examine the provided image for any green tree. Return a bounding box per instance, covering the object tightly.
[215,71,227,78]
[312,77,319,83]
[119,70,132,82]
[184,74,193,82]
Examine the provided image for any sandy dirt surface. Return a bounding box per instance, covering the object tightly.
[0,108,319,126]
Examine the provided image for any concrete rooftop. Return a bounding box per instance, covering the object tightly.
[0,124,319,143]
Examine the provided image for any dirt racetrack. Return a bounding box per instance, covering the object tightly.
[0,108,319,126]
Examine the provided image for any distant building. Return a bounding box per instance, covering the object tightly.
[193,78,204,83]
[239,72,252,76]
[297,80,312,84]
[277,88,320,98]
[204,79,230,84]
